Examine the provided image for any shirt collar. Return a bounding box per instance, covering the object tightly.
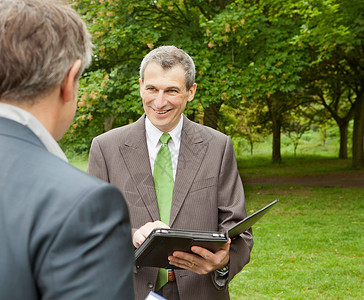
[0,102,68,162]
[145,114,183,148]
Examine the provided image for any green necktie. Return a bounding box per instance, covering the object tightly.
[154,133,173,291]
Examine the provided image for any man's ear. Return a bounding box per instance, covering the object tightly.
[61,59,82,102]
[187,83,197,102]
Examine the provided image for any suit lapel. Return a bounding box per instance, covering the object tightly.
[170,116,208,226]
[118,116,160,221]
[118,115,209,226]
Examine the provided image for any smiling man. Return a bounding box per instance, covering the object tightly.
[140,61,196,133]
[88,45,253,300]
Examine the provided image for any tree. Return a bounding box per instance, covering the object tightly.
[283,105,315,157]
[219,102,269,155]
[205,0,310,163]
[292,0,364,167]
[304,59,356,159]
[61,0,363,168]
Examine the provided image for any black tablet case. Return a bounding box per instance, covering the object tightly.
[135,229,229,269]
[135,200,279,269]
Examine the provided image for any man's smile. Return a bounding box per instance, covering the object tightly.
[153,108,172,114]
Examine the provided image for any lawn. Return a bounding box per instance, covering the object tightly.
[229,185,363,299]
[237,155,358,178]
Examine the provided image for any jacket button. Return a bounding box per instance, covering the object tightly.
[147,282,154,289]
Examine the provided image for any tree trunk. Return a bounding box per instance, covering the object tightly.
[352,93,364,168]
[321,128,327,146]
[319,92,355,159]
[203,102,222,129]
[338,122,348,159]
[272,118,282,164]
[294,142,298,157]
[268,96,282,164]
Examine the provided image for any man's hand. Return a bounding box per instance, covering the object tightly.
[132,221,169,248]
[168,239,231,274]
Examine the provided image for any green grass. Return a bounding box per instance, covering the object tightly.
[237,155,357,178]
[229,186,364,299]
[232,125,348,160]
[69,155,88,172]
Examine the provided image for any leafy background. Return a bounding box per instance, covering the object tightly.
[60,0,364,168]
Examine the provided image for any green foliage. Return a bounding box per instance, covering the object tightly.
[60,0,363,167]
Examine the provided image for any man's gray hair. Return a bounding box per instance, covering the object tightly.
[0,0,93,103]
[139,45,196,90]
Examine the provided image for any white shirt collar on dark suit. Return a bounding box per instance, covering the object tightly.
[0,102,68,162]
[145,114,183,181]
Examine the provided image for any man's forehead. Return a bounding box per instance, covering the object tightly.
[143,63,186,86]
[145,61,185,74]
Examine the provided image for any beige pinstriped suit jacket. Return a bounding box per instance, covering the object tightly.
[88,114,253,300]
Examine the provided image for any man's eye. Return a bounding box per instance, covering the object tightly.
[168,89,178,94]
[147,87,156,91]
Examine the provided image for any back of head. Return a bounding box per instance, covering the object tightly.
[0,0,93,103]
[139,45,196,90]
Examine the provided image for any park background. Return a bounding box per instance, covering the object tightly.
[64,0,363,298]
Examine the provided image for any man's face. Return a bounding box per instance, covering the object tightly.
[139,62,196,133]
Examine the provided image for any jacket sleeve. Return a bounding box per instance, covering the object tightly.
[87,138,139,238]
[37,183,135,300]
[212,135,254,290]
[87,138,110,182]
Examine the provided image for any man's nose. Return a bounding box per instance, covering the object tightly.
[154,90,167,108]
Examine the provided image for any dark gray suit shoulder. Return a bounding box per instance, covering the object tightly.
[0,120,134,300]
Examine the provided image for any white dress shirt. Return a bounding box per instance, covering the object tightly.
[0,102,68,162]
[145,115,183,181]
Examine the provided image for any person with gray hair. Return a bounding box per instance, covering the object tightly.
[88,45,253,300]
[139,45,196,91]
[0,0,135,299]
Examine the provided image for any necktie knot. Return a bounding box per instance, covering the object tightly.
[160,133,171,145]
